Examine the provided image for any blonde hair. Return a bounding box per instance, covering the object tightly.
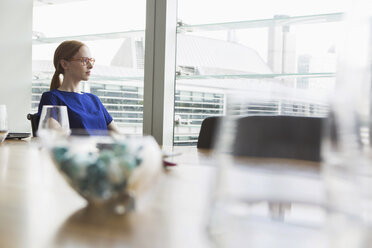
[50,40,85,91]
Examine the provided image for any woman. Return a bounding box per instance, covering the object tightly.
[37,40,121,135]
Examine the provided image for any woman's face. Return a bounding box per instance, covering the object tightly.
[64,46,94,82]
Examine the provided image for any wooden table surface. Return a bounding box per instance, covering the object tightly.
[0,139,328,248]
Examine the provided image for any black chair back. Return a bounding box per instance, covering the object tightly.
[27,113,40,137]
[234,115,323,161]
[197,115,323,162]
[197,116,221,149]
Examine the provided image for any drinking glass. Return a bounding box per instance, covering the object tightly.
[37,105,70,142]
[0,105,8,143]
[321,0,372,246]
[207,89,328,247]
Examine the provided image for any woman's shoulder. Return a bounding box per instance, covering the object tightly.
[39,89,61,105]
[41,89,59,98]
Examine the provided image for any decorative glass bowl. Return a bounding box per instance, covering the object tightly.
[47,134,162,214]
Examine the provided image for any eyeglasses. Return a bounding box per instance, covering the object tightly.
[69,57,95,66]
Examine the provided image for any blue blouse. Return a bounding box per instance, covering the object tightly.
[37,89,113,135]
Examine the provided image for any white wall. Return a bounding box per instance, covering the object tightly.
[0,0,33,132]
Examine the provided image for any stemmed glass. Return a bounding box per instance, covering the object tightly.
[0,105,8,143]
[37,105,70,143]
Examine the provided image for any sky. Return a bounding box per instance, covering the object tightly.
[33,0,351,35]
[32,0,352,65]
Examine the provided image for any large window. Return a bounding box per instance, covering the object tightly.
[32,0,146,135]
[32,0,350,146]
[174,0,349,146]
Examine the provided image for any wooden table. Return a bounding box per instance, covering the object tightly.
[0,139,328,248]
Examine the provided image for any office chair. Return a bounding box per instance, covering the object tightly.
[27,113,40,137]
[198,115,324,221]
[197,115,323,162]
[233,115,323,162]
[197,116,224,149]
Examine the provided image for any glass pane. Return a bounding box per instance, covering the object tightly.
[178,0,348,24]
[32,0,146,135]
[175,0,349,146]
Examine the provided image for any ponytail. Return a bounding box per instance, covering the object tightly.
[50,70,61,91]
[49,40,85,91]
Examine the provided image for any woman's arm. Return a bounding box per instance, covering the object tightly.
[108,120,121,134]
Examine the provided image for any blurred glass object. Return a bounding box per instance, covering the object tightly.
[208,89,327,248]
[0,105,8,143]
[48,135,162,214]
[322,0,372,246]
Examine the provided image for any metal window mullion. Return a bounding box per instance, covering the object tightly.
[143,0,177,146]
